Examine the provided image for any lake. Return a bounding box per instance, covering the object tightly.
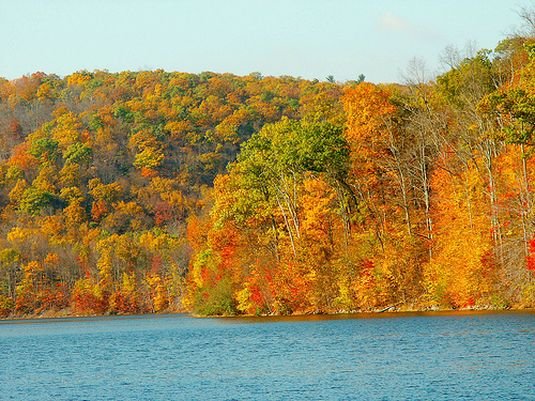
[0,311,533,400]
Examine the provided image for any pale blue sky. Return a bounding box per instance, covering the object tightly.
[0,0,532,83]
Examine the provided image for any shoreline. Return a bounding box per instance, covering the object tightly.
[2,305,534,323]
[199,305,535,319]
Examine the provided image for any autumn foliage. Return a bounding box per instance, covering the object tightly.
[0,32,534,317]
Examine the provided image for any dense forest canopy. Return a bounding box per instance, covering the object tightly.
[0,30,534,316]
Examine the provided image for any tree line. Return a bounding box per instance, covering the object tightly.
[0,31,533,317]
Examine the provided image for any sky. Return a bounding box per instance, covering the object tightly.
[0,0,533,83]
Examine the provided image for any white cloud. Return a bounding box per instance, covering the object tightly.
[379,12,411,32]
[378,12,441,41]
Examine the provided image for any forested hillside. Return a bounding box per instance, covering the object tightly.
[0,34,534,317]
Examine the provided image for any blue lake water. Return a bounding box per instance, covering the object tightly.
[0,311,534,401]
